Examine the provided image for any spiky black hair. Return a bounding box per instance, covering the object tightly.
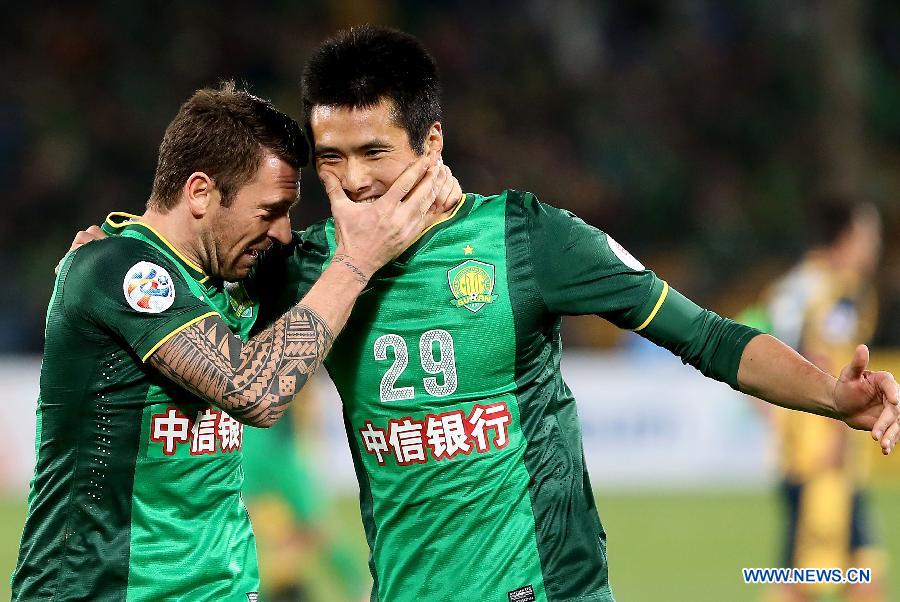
[301,25,442,153]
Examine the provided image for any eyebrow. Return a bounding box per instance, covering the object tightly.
[264,197,298,211]
[315,139,393,156]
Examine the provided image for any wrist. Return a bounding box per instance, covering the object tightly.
[330,252,373,287]
[822,372,841,419]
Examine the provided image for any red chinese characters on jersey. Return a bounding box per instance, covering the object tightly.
[358,402,512,466]
[150,408,191,455]
[388,417,429,466]
[467,403,512,453]
[426,410,472,459]
[150,406,243,456]
[359,421,390,465]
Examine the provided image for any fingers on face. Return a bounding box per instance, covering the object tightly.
[320,172,343,199]
[436,167,455,202]
[398,165,438,222]
[381,153,435,207]
[322,174,356,215]
[434,163,449,189]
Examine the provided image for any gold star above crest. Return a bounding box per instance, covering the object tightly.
[463,245,474,255]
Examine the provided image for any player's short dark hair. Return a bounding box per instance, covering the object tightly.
[149,81,308,211]
[301,25,442,154]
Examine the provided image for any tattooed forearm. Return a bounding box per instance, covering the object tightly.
[149,305,334,426]
[331,253,370,285]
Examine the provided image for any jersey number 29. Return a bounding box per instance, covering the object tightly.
[374,330,457,402]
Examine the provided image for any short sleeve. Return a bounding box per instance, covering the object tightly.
[524,194,666,329]
[62,237,217,361]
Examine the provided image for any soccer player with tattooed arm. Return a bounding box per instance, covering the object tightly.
[12,83,460,601]
[56,27,900,602]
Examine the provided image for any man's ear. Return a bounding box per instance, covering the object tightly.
[423,121,443,156]
[184,172,217,218]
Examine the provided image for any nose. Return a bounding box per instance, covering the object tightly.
[268,213,292,245]
[342,158,372,200]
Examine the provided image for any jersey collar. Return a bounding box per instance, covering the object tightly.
[102,212,210,283]
[392,192,473,264]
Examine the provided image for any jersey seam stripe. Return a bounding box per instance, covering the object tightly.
[49,359,101,600]
[140,311,218,362]
[107,213,209,282]
[507,190,553,594]
[523,193,553,314]
[633,281,669,332]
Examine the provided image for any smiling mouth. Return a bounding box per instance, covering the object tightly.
[244,247,265,261]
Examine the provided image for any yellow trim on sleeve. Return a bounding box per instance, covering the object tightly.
[633,281,669,332]
[141,311,218,362]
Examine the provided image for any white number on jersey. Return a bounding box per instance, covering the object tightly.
[374,334,415,402]
[373,329,458,402]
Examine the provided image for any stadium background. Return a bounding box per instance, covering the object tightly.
[3,1,900,600]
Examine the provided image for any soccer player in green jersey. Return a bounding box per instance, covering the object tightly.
[12,81,451,601]
[62,29,900,602]
[247,27,900,601]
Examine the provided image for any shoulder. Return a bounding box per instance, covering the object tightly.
[64,236,189,307]
[485,189,595,232]
[67,236,180,282]
[297,218,331,254]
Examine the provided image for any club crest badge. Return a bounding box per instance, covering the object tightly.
[448,259,495,313]
[225,281,255,318]
[123,262,176,313]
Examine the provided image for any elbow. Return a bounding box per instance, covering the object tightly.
[255,416,278,429]
[241,414,277,429]
[228,408,278,429]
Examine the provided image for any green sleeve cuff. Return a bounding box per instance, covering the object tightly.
[641,286,763,389]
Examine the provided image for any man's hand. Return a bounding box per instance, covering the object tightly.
[56,225,106,274]
[425,158,463,221]
[738,335,900,455]
[833,345,900,455]
[323,151,439,282]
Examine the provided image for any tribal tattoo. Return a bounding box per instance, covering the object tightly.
[149,305,333,426]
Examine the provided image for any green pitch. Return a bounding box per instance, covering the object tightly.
[2,485,898,601]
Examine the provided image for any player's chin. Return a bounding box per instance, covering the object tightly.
[223,262,253,281]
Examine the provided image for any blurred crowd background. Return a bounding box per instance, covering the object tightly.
[4,2,900,600]
[5,0,900,352]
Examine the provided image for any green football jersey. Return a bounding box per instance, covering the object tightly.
[252,190,758,602]
[13,213,261,601]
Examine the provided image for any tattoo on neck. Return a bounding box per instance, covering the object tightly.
[332,253,370,284]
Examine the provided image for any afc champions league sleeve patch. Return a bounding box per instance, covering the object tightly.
[605,234,645,271]
[123,261,176,313]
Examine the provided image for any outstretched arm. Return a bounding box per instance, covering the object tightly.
[737,335,900,455]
